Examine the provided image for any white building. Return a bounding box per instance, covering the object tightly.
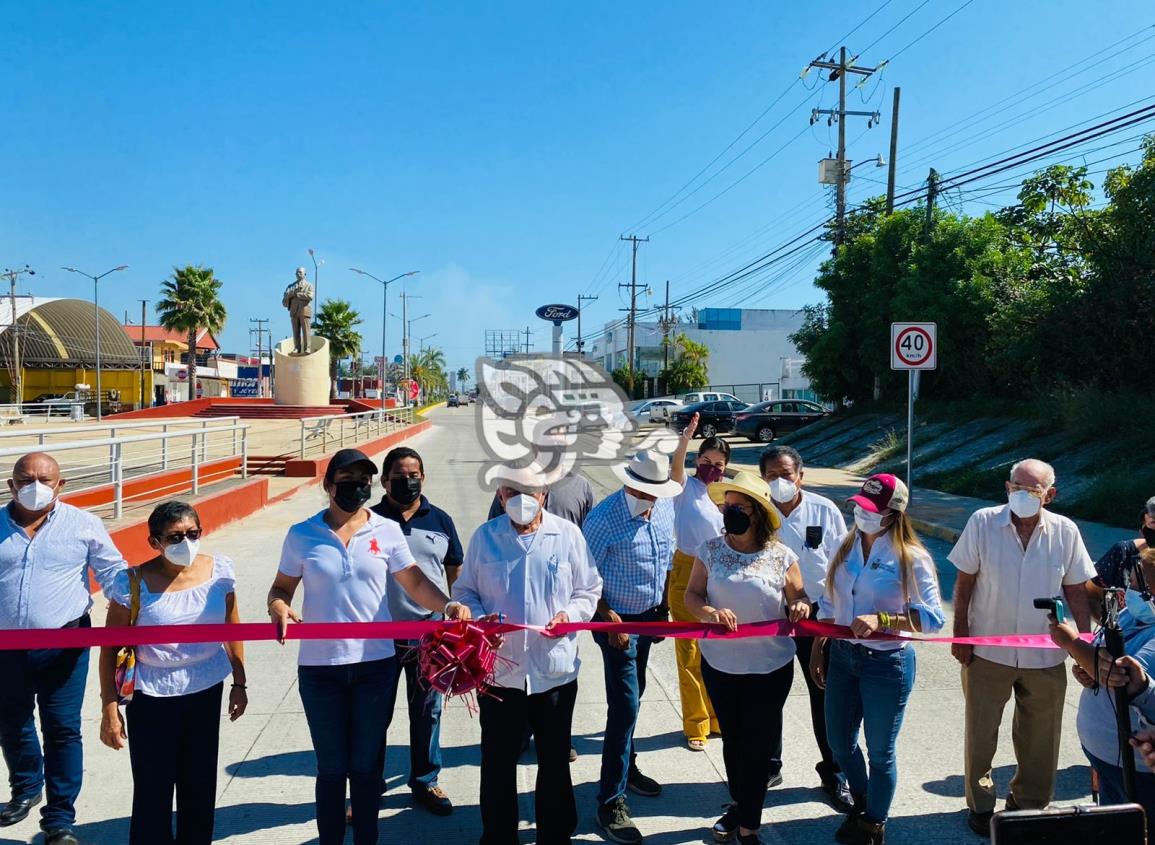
[587,308,815,402]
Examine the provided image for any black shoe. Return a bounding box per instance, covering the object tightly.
[852,818,885,845]
[822,775,856,814]
[44,830,79,845]
[412,785,453,817]
[597,796,643,845]
[834,795,866,844]
[967,810,992,838]
[737,832,761,845]
[0,794,41,827]
[712,802,739,842]
[767,773,783,789]
[626,766,662,797]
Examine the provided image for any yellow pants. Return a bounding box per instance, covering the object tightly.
[669,550,719,742]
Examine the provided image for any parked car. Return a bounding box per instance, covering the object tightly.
[733,400,829,443]
[678,390,743,406]
[628,398,683,424]
[447,394,460,407]
[670,399,749,439]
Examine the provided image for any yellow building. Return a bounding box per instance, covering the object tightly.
[0,297,150,409]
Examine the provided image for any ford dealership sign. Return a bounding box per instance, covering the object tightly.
[535,304,579,323]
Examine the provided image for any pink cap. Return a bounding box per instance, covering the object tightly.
[848,473,909,514]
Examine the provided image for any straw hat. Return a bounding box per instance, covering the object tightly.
[707,470,782,531]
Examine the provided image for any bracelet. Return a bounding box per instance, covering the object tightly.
[879,611,892,628]
[232,683,247,690]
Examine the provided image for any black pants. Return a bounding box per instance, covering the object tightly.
[125,682,223,845]
[795,629,839,779]
[479,680,578,845]
[701,659,793,831]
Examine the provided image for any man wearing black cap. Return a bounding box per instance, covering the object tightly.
[372,446,464,816]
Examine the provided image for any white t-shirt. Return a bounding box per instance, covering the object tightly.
[278,509,417,666]
[697,535,797,674]
[773,490,848,600]
[949,504,1095,669]
[674,475,724,557]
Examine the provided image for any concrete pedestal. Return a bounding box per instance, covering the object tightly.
[273,336,331,406]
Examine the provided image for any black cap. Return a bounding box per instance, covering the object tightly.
[328,448,378,476]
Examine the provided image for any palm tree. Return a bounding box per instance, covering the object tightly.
[456,367,470,392]
[157,266,227,401]
[314,299,363,398]
[408,347,448,398]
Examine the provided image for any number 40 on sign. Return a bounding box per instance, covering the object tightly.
[891,322,937,371]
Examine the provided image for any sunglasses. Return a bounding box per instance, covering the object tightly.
[157,529,201,545]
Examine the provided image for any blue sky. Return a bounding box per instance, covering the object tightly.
[3,1,1153,374]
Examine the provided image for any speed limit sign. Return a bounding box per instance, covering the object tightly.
[891,322,937,370]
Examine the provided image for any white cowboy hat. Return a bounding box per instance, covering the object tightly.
[611,450,683,499]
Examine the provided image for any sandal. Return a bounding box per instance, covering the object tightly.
[688,738,707,751]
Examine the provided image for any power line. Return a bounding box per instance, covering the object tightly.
[884,0,978,63]
[858,0,933,56]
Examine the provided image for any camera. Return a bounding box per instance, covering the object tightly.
[1032,596,1067,624]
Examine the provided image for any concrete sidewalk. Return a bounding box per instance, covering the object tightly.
[0,409,1098,845]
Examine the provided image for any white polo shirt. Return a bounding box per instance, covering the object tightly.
[773,489,848,601]
[278,509,417,666]
[949,504,1095,669]
[674,475,724,557]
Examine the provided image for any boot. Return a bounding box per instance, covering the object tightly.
[834,794,866,844]
[851,817,885,845]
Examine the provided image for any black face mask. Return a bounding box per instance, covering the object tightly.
[389,477,422,506]
[723,505,751,536]
[332,480,372,513]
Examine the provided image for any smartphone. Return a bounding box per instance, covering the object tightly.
[1033,596,1067,624]
[805,525,823,550]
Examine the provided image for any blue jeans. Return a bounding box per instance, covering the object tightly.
[299,657,398,845]
[594,607,662,806]
[384,640,443,791]
[0,624,90,832]
[824,640,915,824]
[1085,748,1155,819]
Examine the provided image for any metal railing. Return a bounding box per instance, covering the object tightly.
[298,407,416,459]
[0,424,250,520]
[0,401,84,420]
[0,416,241,446]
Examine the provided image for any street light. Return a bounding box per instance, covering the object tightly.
[61,265,128,421]
[307,248,324,313]
[1,264,36,411]
[391,311,429,404]
[349,268,420,401]
[419,332,438,351]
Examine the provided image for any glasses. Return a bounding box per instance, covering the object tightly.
[1008,483,1045,498]
[158,529,201,545]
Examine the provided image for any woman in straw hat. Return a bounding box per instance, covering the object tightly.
[684,470,812,845]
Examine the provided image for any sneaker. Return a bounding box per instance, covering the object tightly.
[412,785,453,816]
[712,802,739,842]
[967,810,992,838]
[627,766,662,797]
[597,796,643,845]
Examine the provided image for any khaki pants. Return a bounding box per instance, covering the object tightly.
[961,655,1067,813]
[669,550,719,742]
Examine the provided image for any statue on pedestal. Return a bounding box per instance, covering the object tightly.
[282,267,314,355]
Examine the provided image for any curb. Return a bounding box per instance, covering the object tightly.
[909,516,962,544]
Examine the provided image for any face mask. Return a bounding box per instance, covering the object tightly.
[626,492,653,518]
[332,480,372,513]
[1008,490,1042,519]
[768,477,798,503]
[723,505,752,536]
[506,494,541,526]
[854,506,885,536]
[1127,588,1155,626]
[696,463,724,485]
[163,538,199,568]
[15,480,57,512]
[389,477,422,506]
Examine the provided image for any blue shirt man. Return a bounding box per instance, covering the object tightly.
[372,446,463,817]
[0,452,126,845]
[582,450,681,845]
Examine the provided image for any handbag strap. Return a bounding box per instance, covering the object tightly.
[128,569,141,627]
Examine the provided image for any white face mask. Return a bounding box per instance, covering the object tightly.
[506,494,541,526]
[625,491,653,518]
[15,480,57,512]
[1008,490,1042,519]
[163,538,199,568]
[768,477,798,503]
[853,505,885,536]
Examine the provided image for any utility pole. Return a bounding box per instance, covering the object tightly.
[924,168,940,236]
[618,234,649,387]
[657,280,682,381]
[1,265,34,410]
[138,300,148,408]
[523,325,533,354]
[808,48,883,247]
[249,318,269,397]
[885,87,901,213]
[576,294,598,357]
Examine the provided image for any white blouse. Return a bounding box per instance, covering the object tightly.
[697,536,797,675]
[109,556,235,698]
[674,475,725,557]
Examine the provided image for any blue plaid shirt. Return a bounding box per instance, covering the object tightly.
[582,489,676,614]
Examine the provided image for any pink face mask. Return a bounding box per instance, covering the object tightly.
[697,463,724,485]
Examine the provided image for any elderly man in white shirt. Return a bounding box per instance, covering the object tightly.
[760,445,853,813]
[454,477,602,845]
[949,458,1095,837]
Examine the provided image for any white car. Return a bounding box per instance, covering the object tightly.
[678,391,743,406]
[629,398,683,424]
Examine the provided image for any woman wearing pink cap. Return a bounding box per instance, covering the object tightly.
[809,473,943,845]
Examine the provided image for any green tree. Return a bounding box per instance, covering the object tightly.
[156,265,227,400]
[408,347,448,398]
[662,333,710,393]
[456,367,470,390]
[314,299,363,398]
